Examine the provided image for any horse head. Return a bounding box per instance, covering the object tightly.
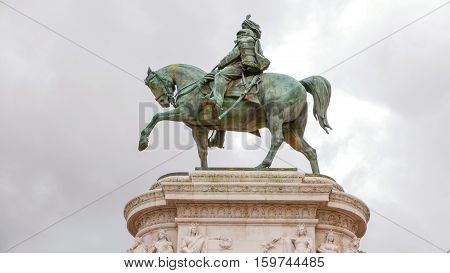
[144,66,173,108]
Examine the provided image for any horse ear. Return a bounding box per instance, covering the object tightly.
[147,66,152,74]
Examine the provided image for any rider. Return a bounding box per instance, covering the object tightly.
[206,14,270,110]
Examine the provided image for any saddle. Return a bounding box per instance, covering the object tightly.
[202,74,263,105]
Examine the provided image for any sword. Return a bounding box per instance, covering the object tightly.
[218,75,261,120]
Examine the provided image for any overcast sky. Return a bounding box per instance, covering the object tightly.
[1,0,449,253]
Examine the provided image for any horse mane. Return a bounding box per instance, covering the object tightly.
[161,64,206,76]
[158,64,207,101]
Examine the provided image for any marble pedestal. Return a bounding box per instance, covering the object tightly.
[124,170,369,253]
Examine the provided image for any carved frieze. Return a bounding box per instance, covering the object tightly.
[177,204,317,219]
[124,190,165,219]
[162,183,331,194]
[134,209,176,230]
[329,192,370,222]
[317,210,359,234]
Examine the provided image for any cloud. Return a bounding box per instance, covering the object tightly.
[0,0,449,252]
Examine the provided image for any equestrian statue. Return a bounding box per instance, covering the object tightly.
[138,15,332,174]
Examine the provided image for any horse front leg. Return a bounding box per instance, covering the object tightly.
[138,108,184,151]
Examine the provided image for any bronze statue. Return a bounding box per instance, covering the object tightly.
[206,15,270,110]
[139,15,332,174]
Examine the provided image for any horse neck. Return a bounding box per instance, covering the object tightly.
[162,64,205,89]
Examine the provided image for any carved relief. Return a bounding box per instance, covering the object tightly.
[180,223,208,253]
[179,223,233,252]
[317,210,358,234]
[124,171,370,253]
[127,236,149,253]
[343,236,362,253]
[262,238,279,253]
[288,224,314,253]
[147,229,174,253]
[178,204,317,219]
[317,230,340,253]
[134,209,176,230]
[261,224,314,253]
[217,236,233,250]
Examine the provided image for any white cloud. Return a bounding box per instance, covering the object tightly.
[1,0,449,253]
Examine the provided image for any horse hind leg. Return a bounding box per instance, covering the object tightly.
[208,130,225,148]
[283,129,320,174]
[256,116,284,168]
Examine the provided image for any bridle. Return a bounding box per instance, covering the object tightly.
[145,68,176,107]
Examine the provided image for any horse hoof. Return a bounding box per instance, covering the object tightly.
[255,162,270,169]
[138,139,148,151]
[208,141,217,148]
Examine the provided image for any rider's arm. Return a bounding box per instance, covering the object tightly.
[218,46,240,69]
[255,39,263,54]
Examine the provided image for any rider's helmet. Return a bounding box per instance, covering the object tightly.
[241,14,261,39]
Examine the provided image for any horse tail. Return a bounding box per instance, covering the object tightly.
[300,76,333,133]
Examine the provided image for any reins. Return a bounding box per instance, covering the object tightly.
[147,66,207,108]
[148,72,177,107]
[175,79,203,103]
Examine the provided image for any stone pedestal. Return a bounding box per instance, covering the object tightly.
[124,170,369,253]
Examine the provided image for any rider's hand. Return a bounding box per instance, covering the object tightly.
[203,72,215,81]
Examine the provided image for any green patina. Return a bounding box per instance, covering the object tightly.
[139,16,332,174]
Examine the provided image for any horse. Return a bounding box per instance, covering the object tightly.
[138,64,332,174]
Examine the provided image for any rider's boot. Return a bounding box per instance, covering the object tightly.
[208,72,229,111]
